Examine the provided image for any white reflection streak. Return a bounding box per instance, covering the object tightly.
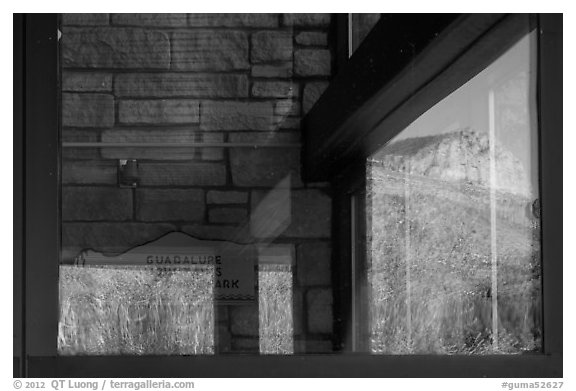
[489,88,499,351]
[404,163,412,350]
[250,175,292,239]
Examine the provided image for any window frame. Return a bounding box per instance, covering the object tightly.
[15,13,561,377]
[308,13,562,375]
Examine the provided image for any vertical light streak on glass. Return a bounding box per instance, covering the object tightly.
[348,13,354,58]
[489,88,499,351]
[404,164,412,350]
[350,195,358,351]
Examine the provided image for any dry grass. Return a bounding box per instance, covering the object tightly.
[258,264,294,354]
[58,265,215,355]
[59,263,296,355]
[367,166,541,354]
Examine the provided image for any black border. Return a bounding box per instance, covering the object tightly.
[22,13,61,365]
[14,13,24,378]
[537,13,563,358]
[15,13,562,377]
[27,354,561,377]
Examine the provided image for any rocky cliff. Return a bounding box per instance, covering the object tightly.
[370,128,532,197]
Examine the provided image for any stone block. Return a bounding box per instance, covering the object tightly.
[230,149,300,187]
[230,305,259,336]
[283,14,330,27]
[295,32,328,46]
[295,49,331,76]
[275,99,301,117]
[207,191,248,205]
[251,189,330,238]
[252,81,299,98]
[295,339,333,353]
[62,129,99,143]
[217,306,230,323]
[216,323,232,353]
[229,132,301,188]
[62,160,117,185]
[111,13,187,27]
[198,132,226,161]
[284,190,331,238]
[139,162,227,186]
[229,131,300,144]
[62,222,176,255]
[181,225,253,244]
[250,184,292,239]
[101,129,224,161]
[306,288,333,334]
[62,14,109,26]
[119,100,200,124]
[251,31,293,63]
[62,72,112,92]
[115,73,249,98]
[297,242,331,286]
[61,130,100,160]
[293,288,304,336]
[257,244,295,266]
[251,63,293,78]
[62,186,132,221]
[62,93,114,128]
[62,27,170,69]
[209,208,248,224]
[231,337,259,352]
[200,101,274,131]
[275,117,301,130]
[303,81,329,114]
[136,189,204,222]
[188,14,278,28]
[172,31,249,71]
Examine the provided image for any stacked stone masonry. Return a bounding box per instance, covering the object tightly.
[61,13,334,354]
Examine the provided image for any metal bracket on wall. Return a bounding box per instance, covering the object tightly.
[118,159,139,188]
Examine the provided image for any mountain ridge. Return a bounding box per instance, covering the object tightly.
[370,128,532,197]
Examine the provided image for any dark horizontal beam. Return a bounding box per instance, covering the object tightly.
[62,142,301,148]
[28,354,561,378]
[302,14,532,182]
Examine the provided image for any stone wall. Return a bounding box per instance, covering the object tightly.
[60,13,334,353]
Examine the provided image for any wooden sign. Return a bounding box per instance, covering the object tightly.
[75,231,256,303]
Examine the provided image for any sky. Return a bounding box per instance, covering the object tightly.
[385,32,539,194]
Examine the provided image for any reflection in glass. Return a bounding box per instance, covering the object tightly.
[259,264,294,354]
[58,265,214,355]
[366,33,541,354]
[58,11,321,356]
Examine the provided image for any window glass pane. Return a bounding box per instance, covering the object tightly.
[365,32,541,354]
[58,13,333,356]
[56,13,541,358]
